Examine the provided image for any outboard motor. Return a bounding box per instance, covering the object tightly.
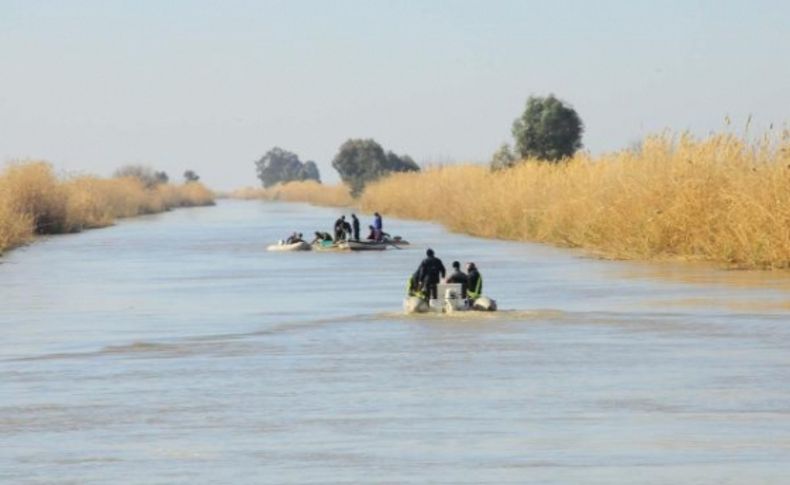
[443,287,467,313]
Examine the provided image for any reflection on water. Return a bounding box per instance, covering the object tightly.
[1,200,790,484]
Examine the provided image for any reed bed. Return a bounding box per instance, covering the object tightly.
[230,180,353,207]
[0,161,215,254]
[359,132,790,269]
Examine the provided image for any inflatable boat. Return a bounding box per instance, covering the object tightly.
[312,240,391,251]
[403,283,497,314]
[266,240,311,252]
[337,240,388,251]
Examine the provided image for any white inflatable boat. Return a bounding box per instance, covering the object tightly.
[266,240,312,252]
[403,283,497,314]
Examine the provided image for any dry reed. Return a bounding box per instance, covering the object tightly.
[359,132,790,269]
[0,161,215,254]
[230,180,353,207]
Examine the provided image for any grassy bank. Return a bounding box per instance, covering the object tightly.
[356,132,790,269]
[230,180,353,207]
[0,161,215,254]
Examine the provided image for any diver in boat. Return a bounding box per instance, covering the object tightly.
[334,215,347,241]
[406,271,424,299]
[445,260,468,298]
[373,212,383,241]
[416,248,446,301]
[351,214,360,241]
[311,231,333,244]
[366,225,377,240]
[285,232,298,244]
[343,220,353,240]
[466,262,483,302]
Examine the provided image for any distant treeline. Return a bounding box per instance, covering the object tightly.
[255,139,419,197]
[254,94,583,196]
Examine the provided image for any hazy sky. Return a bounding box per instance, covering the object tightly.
[1,0,787,189]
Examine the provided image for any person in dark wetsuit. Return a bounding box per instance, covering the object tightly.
[445,260,468,298]
[334,215,347,241]
[416,248,446,301]
[351,214,361,241]
[466,262,483,301]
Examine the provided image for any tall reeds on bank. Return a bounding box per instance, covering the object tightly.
[360,132,790,269]
[230,180,353,207]
[0,161,215,254]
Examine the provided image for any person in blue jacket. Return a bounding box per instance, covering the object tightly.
[373,212,383,241]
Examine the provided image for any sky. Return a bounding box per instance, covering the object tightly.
[1,0,788,189]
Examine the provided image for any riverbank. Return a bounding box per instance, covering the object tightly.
[232,132,790,269]
[359,132,790,269]
[0,161,215,254]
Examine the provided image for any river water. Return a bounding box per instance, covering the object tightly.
[2,200,789,484]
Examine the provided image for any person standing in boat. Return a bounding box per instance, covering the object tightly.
[466,262,483,302]
[445,261,468,298]
[351,214,361,241]
[416,248,446,301]
[373,212,383,241]
[334,215,347,241]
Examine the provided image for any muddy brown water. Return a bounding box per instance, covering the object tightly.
[2,200,789,484]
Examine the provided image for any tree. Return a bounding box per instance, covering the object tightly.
[114,165,168,188]
[512,94,583,161]
[183,170,200,183]
[255,147,321,188]
[332,139,419,196]
[490,143,516,171]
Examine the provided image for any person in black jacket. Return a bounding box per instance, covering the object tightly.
[351,214,361,241]
[334,215,347,241]
[445,260,468,298]
[416,248,446,301]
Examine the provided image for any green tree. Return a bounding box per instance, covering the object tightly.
[512,95,583,161]
[255,147,321,188]
[183,170,200,183]
[114,165,167,188]
[331,139,419,196]
[490,143,516,171]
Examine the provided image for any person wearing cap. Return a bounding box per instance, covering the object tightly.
[416,248,446,301]
[445,260,468,298]
[466,262,483,301]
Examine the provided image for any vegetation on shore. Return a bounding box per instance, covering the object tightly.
[230,180,353,207]
[0,161,214,254]
[358,132,790,269]
[232,129,790,270]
